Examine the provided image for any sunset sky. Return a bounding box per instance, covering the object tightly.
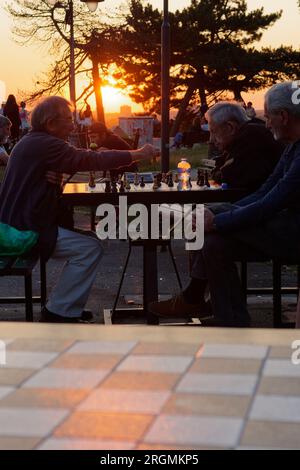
[0,0,300,112]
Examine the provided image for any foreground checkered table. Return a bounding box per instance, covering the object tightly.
[0,323,299,450]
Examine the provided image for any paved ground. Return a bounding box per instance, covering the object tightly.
[0,212,298,326]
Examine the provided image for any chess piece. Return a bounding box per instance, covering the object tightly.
[197,168,201,186]
[174,173,179,183]
[152,175,159,191]
[156,173,162,187]
[162,173,166,184]
[117,174,122,184]
[88,171,96,188]
[119,181,125,193]
[140,176,145,188]
[199,170,205,187]
[204,170,210,188]
[134,172,139,186]
[106,170,111,181]
[167,173,174,187]
[189,177,192,188]
[111,178,118,193]
[125,179,131,191]
[104,179,111,193]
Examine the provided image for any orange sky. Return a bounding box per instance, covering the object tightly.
[1,0,300,112]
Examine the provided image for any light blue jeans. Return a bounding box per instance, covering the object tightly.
[47,227,103,317]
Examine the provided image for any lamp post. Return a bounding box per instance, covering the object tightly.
[161,0,170,173]
[47,0,104,113]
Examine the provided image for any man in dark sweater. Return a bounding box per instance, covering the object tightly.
[209,102,284,191]
[0,96,158,323]
[149,82,300,327]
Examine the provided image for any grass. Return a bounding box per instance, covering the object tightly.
[139,144,209,172]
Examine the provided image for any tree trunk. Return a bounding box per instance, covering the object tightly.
[170,79,197,137]
[91,57,105,124]
[198,66,208,109]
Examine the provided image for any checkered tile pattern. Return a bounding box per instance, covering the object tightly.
[0,336,299,450]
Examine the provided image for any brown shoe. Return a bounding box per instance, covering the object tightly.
[148,294,209,319]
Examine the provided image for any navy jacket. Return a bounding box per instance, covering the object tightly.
[215,140,300,232]
[0,131,132,259]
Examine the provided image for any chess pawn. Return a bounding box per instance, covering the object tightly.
[140,176,145,188]
[134,173,139,186]
[152,175,159,191]
[174,173,179,183]
[199,170,205,188]
[189,177,192,188]
[205,170,210,188]
[156,173,162,187]
[111,178,118,193]
[104,179,111,193]
[167,173,174,187]
[125,179,131,191]
[88,171,96,188]
[119,181,125,193]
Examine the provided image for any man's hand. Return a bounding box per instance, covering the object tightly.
[204,207,216,233]
[131,144,160,162]
[46,171,64,187]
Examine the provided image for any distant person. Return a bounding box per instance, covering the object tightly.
[0,115,11,165]
[245,101,256,119]
[82,104,93,127]
[208,102,284,191]
[3,94,21,143]
[0,102,5,116]
[88,121,137,175]
[19,101,30,136]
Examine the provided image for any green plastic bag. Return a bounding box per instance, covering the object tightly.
[0,222,38,256]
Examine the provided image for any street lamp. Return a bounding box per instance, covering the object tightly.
[161,0,170,173]
[47,0,104,113]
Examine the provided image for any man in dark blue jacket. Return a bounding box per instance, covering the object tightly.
[0,96,157,323]
[150,81,300,327]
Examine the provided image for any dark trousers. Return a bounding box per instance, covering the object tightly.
[190,203,300,325]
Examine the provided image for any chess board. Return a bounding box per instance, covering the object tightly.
[0,324,299,450]
[87,181,222,193]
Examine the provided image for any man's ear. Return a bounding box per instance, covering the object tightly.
[280,110,290,126]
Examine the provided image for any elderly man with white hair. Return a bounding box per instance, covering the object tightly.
[150,81,300,327]
[0,96,158,323]
[208,101,283,191]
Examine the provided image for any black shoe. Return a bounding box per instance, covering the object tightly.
[81,310,95,323]
[40,307,84,323]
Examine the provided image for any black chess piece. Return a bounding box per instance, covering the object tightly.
[167,173,174,187]
[111,178,118,193]
[205,170,210,188]
[140,176,145,188]
[104,179,111,193]
[88,172,96,188]
[119,181,125,193]
[199,170,205,187]
[157,173,162,187]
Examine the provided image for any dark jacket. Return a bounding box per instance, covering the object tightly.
[0,131,132,260]
[212,123,284,191]
[215,140,300,236]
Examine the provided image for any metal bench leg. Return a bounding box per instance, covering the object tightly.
[24,274,33,322]
[40,259,47,307]
[272,260,282,328]
[241,261,248,299]
[167,242,182,289]
[112,244,132,315]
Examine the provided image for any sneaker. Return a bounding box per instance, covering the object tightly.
[39,307,93,324]
[148,294,209,319]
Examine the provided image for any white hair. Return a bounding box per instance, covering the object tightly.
[265,81,300,118]
[31,96,73,131]
[206,101,249,125]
